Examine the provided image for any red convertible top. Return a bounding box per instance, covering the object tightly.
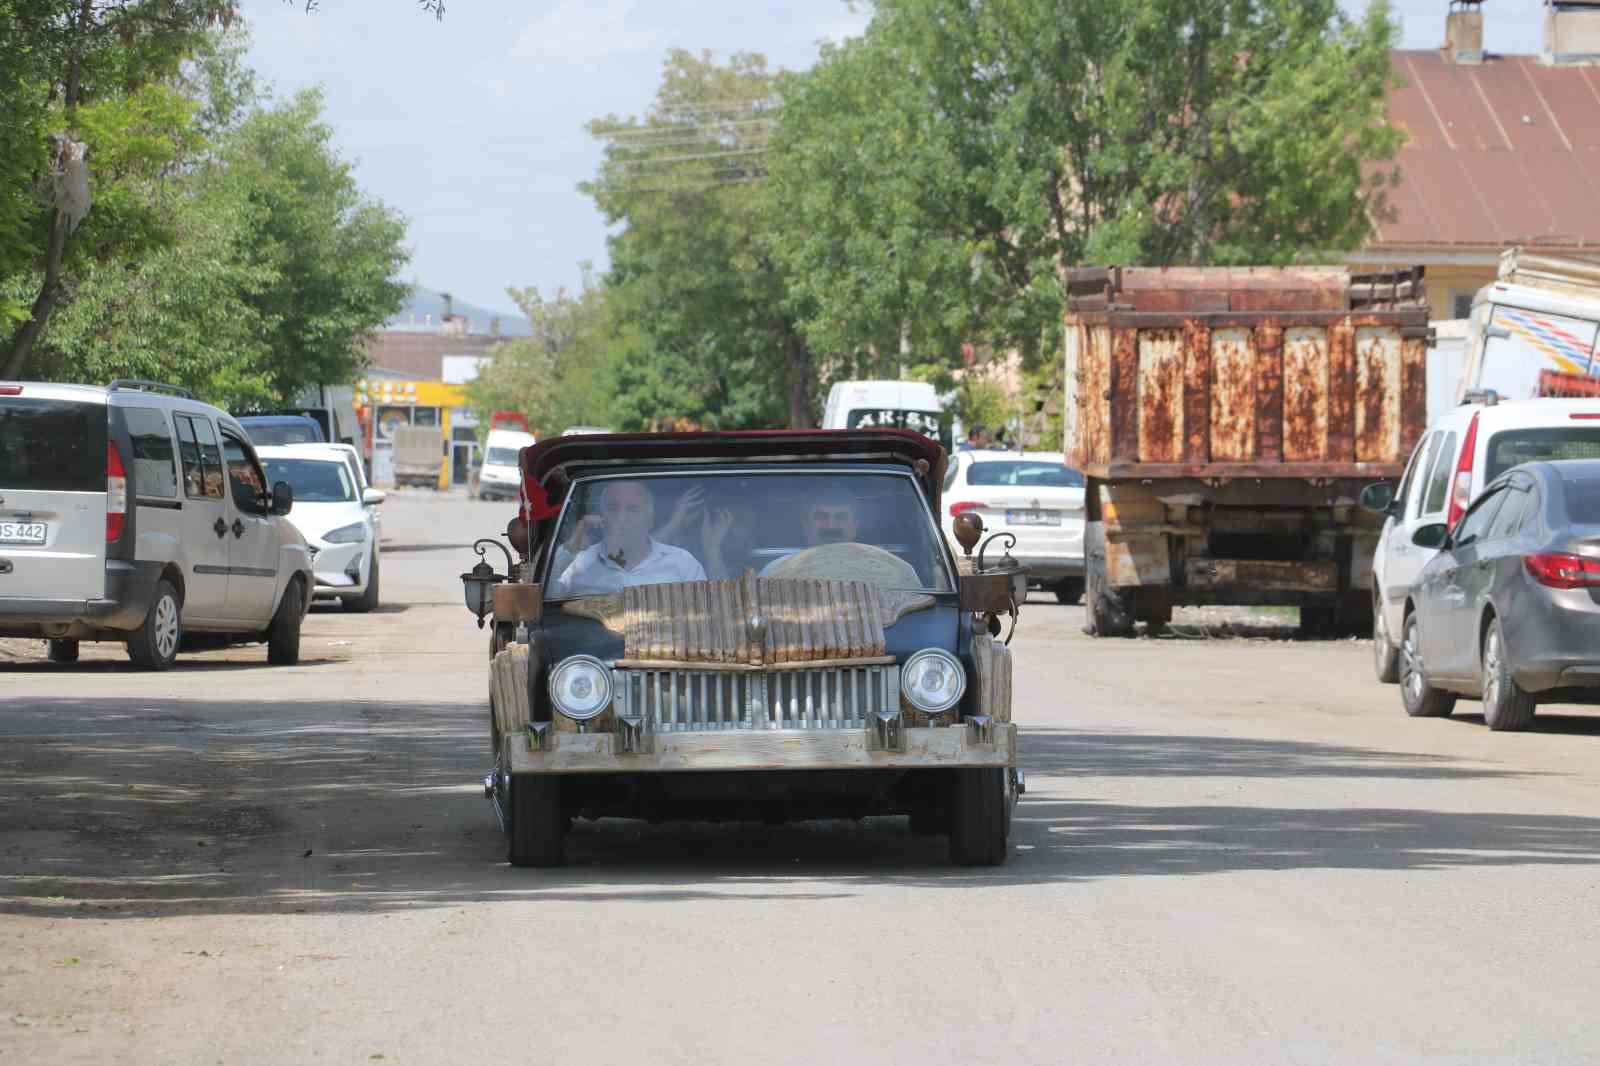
[518,429,948,521]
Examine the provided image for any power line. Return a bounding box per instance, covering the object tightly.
[606,147,769,167]
[597,118,773,139]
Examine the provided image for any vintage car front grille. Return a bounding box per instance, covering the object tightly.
[612,664,900,732]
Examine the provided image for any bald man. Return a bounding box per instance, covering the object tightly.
[552,480,706,597]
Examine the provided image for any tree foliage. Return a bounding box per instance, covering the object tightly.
[463,274,620,437]
[583,49,816,429]
[763,0,1403,374]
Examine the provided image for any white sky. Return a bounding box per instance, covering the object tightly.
[239,1,1545,316]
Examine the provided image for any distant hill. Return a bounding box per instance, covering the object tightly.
[385,285,532,337]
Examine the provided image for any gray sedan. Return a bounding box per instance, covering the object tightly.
[1400,459,1600,730]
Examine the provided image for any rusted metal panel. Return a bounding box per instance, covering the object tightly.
[1209,327,1256,462]
[1082,324,1112,469]
[1185,558,1338,592]
[1181,321,1211,463]
[1326,320,1357,463]
[1254,324,1284,463]
[1137,329,1184,462]
[1354,326,1402,463]
[1401,335,1428,447]
[1106,534,1171,587]
[1109,327,1140,463]
[1282,326,1331,461]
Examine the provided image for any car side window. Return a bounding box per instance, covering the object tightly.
[221,432,268,513]
[1421,431,1459,517]
[1454,487,1505,548]
[122,406,177,498]
[1397,432,1433,517]
[176,416,220,499]
[1485,485,1532,541]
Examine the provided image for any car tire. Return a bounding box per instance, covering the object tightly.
[949,767,1009,866]
[508,773,566,867]
[267,577,305,666]
[343,551,379,613]
[1481,617,1536,732]
[1373,594,1400,684]
[47,638,79,664]
[1084,522,1134,637]
[1299,604,1339,639]
[1399,611,1456,718]
[1054,578,1084,605]
[126,580,181,670]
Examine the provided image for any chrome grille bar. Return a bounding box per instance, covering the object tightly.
[614,665,900,733]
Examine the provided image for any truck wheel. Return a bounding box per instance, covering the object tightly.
[267,578,304,666]
[508,774,566,867]
[47,638,79,664]
[126,580,181,670]
[949,768,1008,866]
[1372,594,1400,684]
[1084,523,1134,637]
[1053,579,1084,605]
[1399,612,1456,718]
[1481,617,1536,732]
[1299,604,1339,638]
[1135,590,1172,631]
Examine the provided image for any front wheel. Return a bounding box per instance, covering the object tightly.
[267,578,305,665]
[949,768,1009,866]
[1399,611,1456,718]
[47,638,79,664]
[1373,595,1400,684]
[126,580,181,670]
[1481,617,1536,732]
[508,774,567,867]
[1053,578,1084,606]
[342,551,379,613]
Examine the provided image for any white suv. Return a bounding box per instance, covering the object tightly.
[1367,395,1600,682]
[0,379,314,669]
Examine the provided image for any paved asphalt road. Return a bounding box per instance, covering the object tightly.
[4,492,1600,1064]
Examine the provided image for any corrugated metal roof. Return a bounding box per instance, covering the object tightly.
[1373,50,1600,250]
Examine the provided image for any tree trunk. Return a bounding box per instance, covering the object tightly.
[783,327,813,429]
[3,0,90,381]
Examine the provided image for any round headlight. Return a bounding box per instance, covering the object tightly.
[548,655,612,721]
[901,649,966,714]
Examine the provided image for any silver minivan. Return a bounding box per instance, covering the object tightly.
[0,379,313,669]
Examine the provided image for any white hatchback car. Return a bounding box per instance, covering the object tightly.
[257,445,384,612]
[1367,395,1600,683]
[942,449,1086,603]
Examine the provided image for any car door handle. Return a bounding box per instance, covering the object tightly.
[232,518,244,539]
[213,517,227,538]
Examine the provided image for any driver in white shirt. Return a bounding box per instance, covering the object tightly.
[552,480,706,596]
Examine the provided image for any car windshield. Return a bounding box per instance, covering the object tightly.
[544,471,952,599]
[1487,427,1600,479]
[967,461,1083,488]
[260,457,354,502]
[245,421,323,446]
[484,447,520,465]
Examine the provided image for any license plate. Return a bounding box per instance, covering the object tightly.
[0,521,46,544]
[1006,509,1059,527]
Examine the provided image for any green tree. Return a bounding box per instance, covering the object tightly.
[584,49,817,428]
[765,0,1403,374]
[463,274,620,437]
[0,0,234,377]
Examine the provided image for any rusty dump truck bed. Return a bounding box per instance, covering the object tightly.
[1063,266,1431,480]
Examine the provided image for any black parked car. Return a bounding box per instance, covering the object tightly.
[1400,459,1600,730]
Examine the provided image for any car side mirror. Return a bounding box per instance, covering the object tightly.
[362,488,386,506]
[1360,482,1395,516]
[1412,522,1449,550]
[270,481,294,516]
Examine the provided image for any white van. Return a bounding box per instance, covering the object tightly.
[476,429,536,501]
[821,380,946,443]
[0,379,314,668]
[1459,249,1600,403]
